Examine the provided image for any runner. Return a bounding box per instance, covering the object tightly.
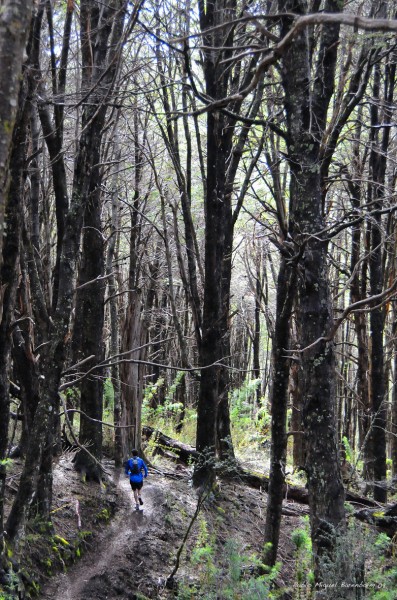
[125,449,148,510]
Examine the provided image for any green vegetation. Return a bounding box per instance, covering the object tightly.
[143,373,196,444]
[103,377,115,411]
[0,512,96,598]
[285,520,397,600]
[176,521,282,600]
[143,377,270,461]
[291,520,314,599]
[95,507,111,523]
[230,379,266,449]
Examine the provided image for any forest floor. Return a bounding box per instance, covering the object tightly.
[5,451,309,600]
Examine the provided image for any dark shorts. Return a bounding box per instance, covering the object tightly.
[130,480,143,491]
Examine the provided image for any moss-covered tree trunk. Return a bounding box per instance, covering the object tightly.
[275,0,347,581]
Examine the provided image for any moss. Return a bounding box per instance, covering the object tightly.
[13,524,94,597]
[5,485,112,597]
[2,120,14,136]
[95,508,111,523]
[53,535,70,547]
[29,581,40,597]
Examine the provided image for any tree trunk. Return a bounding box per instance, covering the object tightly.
[11,269,41,457]
[72,197,106,480]
[194,102,231,485]
[0,56,32,576]
[278,0,347,583]
[0,0,34,276]
[193,0,236,486]
[263,257,296,566]
[106,163,122,467]
[392,309,397,479]
[6,0,128,539]
[119,293,145,459]
[70,0,127,480]
[253,267,262,407]
[366,49,395,502]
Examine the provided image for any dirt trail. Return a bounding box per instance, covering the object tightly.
[42,472,168,600]
[37,458,304,599]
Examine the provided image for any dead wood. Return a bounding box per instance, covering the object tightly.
[143,427,383,509]
[354,505,397,537]
[142,426,199,464]
[143,426,395,538]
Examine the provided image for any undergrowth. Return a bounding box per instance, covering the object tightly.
[288,517,397,599]
[175,519,282,600]
[142,377,270,459]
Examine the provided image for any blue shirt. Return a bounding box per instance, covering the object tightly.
[125,457,148,484]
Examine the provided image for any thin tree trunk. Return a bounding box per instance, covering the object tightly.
[106,153,122,467]
[366,48,395,502]
[263,257,296,566]
[253,267,262,407]
[392,308,397,479]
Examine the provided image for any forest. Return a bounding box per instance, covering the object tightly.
[1,0,397,598]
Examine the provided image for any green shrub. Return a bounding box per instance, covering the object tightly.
[289,520,397,599]
[177,524,283,599]
[291,523,313,598]
[142,372,197,442]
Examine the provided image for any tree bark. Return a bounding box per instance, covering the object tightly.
[6,0,129,539]
[263,257,296,566]
[106,157,122,467]
[72,199,106,480]
[119,293,146,458]
[143,426,199,463]
[193,0,236,485]
[0,0,34,277]
[366,48,395,502]
[392,309,397,479]
[0,50,32,576]
[277,0,347,583]
[71,0,126,480]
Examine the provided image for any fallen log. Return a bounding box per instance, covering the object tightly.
[224,469,378,507]
[355,506,397,537]
[143,426,381,509]
[142,426,199,464]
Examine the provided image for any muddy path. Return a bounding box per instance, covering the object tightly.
[37,457,304,599]
[41,472,170,600]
